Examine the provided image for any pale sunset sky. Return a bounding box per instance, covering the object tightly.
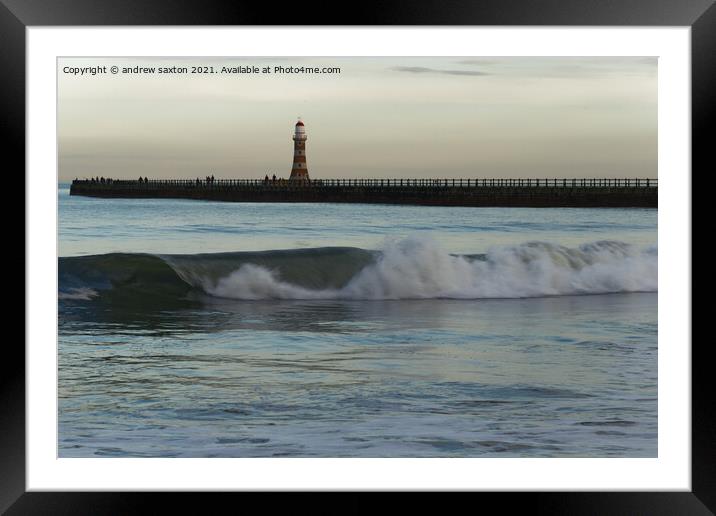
[58,57,657,181]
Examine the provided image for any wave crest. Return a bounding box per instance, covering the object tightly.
[202,237,657,300]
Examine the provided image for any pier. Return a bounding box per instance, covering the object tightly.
[69,178,657,208]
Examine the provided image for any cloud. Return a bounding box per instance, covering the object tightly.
[454,57,657,78]
[390,66,432,73]
[441,70,491,76]
[390,66,489,76]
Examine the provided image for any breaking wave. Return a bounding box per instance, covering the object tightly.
[59,237,657,304]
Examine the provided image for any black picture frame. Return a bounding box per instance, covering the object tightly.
[6,0,712,512]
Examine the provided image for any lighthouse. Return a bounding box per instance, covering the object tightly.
[289,119,310,182]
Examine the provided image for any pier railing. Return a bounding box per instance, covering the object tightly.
[70,177,657,207]
[72,178,658,188]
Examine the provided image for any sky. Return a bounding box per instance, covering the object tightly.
[58,57,657,181]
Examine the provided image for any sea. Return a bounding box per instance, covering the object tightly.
[58,184,658,457]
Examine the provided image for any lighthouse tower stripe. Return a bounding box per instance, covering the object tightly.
[289,119,310,181]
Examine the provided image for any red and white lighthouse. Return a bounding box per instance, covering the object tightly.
[289,119,310,182]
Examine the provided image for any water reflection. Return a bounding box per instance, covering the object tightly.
[60,292,656,338]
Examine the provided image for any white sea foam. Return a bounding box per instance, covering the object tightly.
[58,287,99,300]
[203,237,658,300]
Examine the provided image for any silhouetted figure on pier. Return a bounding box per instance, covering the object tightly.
[272,174,276,183]
[264,174,269,184]
[210,175,215,184]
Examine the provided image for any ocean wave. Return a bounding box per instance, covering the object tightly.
[59,237,657,303]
